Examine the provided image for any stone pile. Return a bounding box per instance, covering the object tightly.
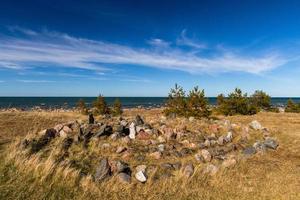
[20,114,279,184]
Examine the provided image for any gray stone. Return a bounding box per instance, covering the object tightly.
[253,141,267,152]
[135,115,144,126]
[264,138,279,150]
[243,146,256,156]
[95,158,111,182]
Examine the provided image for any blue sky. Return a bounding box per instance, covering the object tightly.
[1,0,300,97]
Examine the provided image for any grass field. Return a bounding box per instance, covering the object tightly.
[0,110,299,200]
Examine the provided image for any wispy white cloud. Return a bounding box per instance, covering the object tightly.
[17,79,55,83]
[147,38,170,48]
[176,29,207,49]
[0,28,292,74]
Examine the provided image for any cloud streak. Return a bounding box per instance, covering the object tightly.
[0,28,291,74]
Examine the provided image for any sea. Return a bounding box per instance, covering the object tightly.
[0,97,300,109]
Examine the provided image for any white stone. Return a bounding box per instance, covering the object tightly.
[135,171,147,183]
[249,120,263,130]
[225,131,233,142]
[129,122,136,139]
[158,144,165,152]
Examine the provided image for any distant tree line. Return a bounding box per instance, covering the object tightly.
[163,84,279,118]
[77,85,298,118]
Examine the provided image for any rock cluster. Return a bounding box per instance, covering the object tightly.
[20,115,279,184]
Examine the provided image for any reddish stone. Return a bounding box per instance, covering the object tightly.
[137,130,151,140]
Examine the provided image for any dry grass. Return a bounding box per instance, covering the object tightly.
[0,110,300,200]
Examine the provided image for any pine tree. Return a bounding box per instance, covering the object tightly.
[285,99,300,113]
[186,86,210,118]
[93,95,109,115]
[164,83,187,117]
[112,98,122,116]
[250,90,271,110]
[217,88,258,116]
[76,99,88,115]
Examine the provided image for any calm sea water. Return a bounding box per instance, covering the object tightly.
[0,97,300,109]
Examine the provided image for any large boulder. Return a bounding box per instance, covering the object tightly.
[94,158,111,182]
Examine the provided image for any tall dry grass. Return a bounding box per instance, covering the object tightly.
[0,110,299,200]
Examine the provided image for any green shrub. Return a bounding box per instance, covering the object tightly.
[164,84,187,117]
[76,99,88,115]
[93,95,110,115]
[112,98,123,116]
[250,90,271,110]
[186,86,210,118]
[285,99,300,113]
[217,88,258,116]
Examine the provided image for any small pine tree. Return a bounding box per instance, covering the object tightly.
[76,99,88,115]
[218,88,258,116]
[250,90,271,110]
[93,95,109,115]
[186,86,210,118]
[112,98,122,116]
[164,83,187,117]
[285,99,300,113]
